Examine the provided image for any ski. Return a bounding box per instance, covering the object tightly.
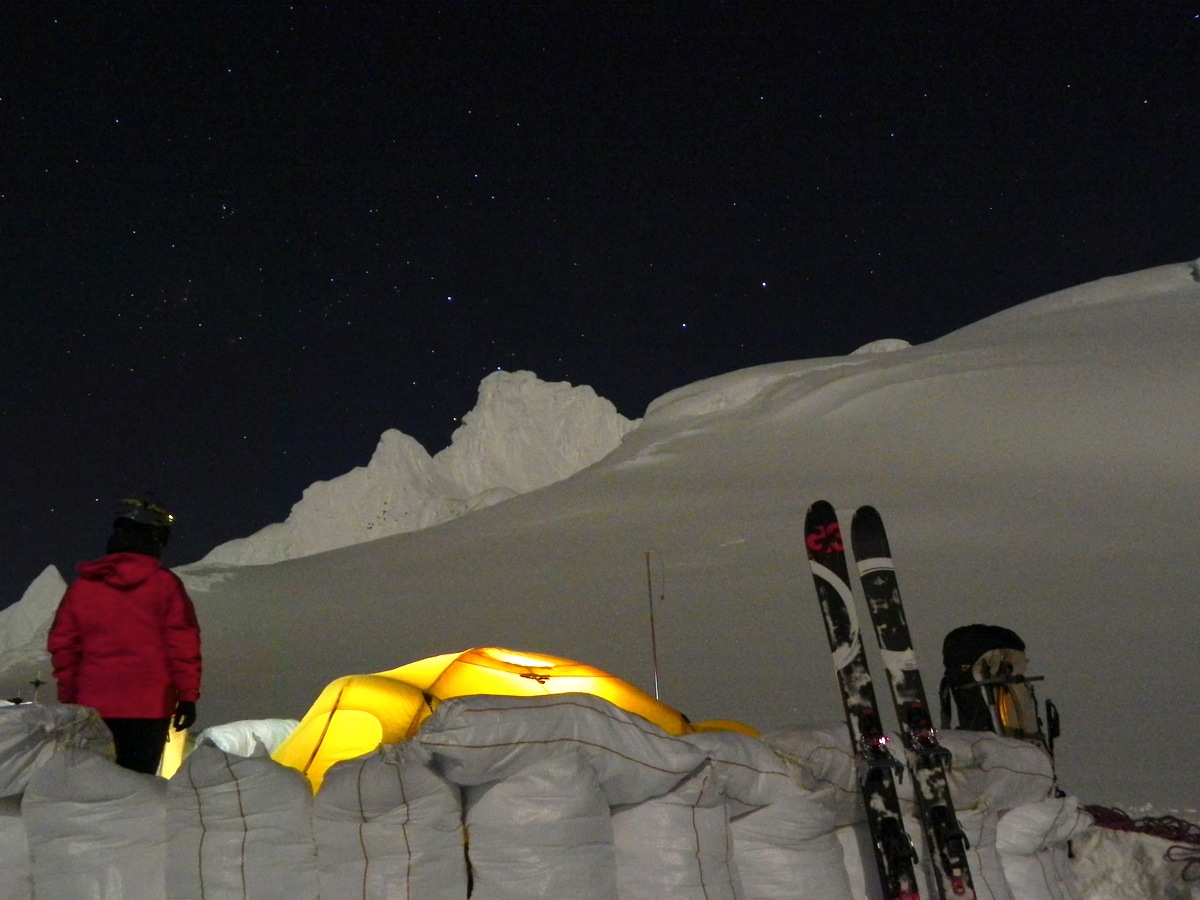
[851,505,976,900]
[805,500,922,900]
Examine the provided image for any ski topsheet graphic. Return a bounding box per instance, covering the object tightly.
[851,505,976,900]
[805,500,922,900]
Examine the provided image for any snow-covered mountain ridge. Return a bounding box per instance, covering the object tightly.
[194,369,637,566]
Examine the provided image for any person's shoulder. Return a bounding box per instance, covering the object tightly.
[158,566,196,600]
[147,563,184,587]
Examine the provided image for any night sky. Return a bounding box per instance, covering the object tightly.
[3,3,1198,608]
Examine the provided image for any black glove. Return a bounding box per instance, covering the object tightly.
[173,700,197,732]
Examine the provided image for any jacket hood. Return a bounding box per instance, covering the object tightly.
[76,552,163,590]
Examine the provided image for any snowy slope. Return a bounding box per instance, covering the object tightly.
[4,261,1200,813]
[0,566,64,697]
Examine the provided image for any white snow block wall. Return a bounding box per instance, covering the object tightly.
[313,743,468,900]
[0,700,1092,900]
[168,740,319,900]
[611,728,852,900]
[0,703,113,900]
[22,747,168,899]
[413,696,858,900]
[611,758,740,900]
[996,795,1093,900]
[691,730,852,900]
[414,693,710,900]
[465,752,617,900]
[0,702,113,795]
[0,794,31,900]
[941,731,1090,900]
[766,724,1088,900]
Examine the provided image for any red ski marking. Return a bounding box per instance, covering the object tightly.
[806,522,843,555]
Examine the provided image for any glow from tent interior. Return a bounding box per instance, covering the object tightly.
[484,648,556,668]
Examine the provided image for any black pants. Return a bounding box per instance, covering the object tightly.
[103,717,172,775]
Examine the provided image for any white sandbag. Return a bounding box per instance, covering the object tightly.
[838,808,1012,900]
[22,745,167,899]
[760,724,861,826]
[0,794,31,900]
[612,758,741,900]
[465,748,617,900]
[936,730,1057,810]
[313,742,467,900]
[682,730,795,815]
[764,725,1058,820]
[835,822,883,899]
[0,702,113,796]
[168,740,318,900]
[950,809,1013,900]
[415,693,705,805]
[874,730,1054,816]
[734,800,850,900]
[996,795,1092,900]
[196,718,300,757]
[682,729,852,899]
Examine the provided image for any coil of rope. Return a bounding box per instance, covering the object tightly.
[1083,805,1200,881]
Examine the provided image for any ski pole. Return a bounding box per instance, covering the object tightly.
[644,550,663,700]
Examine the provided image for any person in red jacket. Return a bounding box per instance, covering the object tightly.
[48,493,202,774]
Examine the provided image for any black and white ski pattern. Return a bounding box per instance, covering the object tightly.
[852,505,976,900]
[805,500,922,900]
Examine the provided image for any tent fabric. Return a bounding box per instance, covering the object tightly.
[274,646,694,791]
[272,674,433,791]
[692,718,762,737]
[382,646,694,735]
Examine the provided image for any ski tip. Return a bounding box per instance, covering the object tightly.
[805,500,840,527]
[806,500,836,521]
[850,505,891,555]
[851,505,886,537]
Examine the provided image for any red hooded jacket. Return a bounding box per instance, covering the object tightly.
[47,552,202,719]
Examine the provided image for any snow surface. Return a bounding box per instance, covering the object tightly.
[0,566,64,699]
[4,260,1200,892]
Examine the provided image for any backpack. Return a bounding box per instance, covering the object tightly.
[938,624,1048,747]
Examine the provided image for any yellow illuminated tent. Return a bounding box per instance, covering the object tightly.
[272,646,698,791]
[384,646,695,733]
[271,674,434,790]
